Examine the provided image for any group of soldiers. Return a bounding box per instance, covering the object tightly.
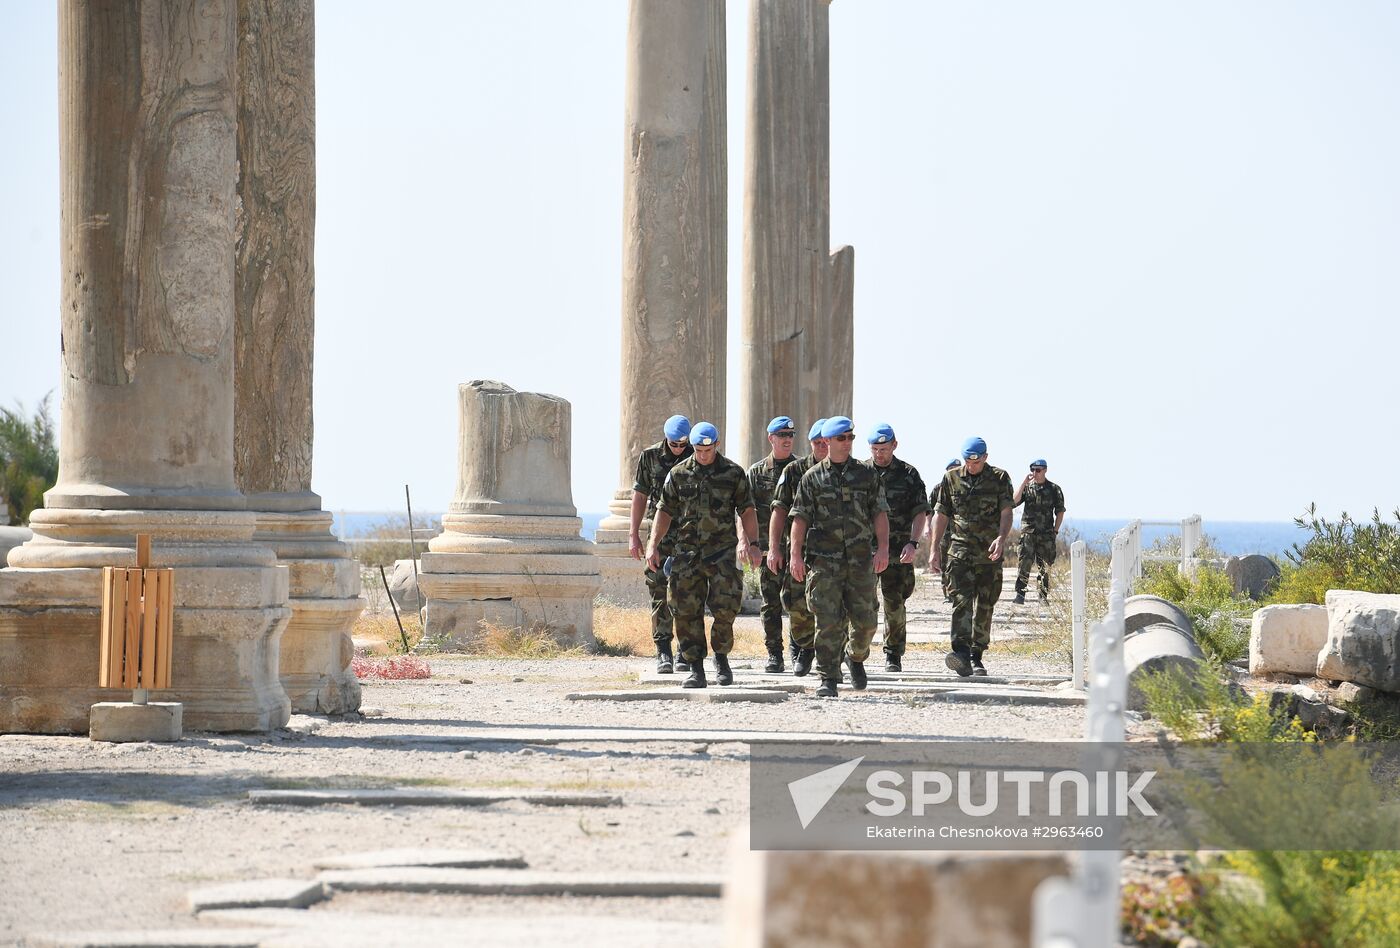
[627,414,1066,697]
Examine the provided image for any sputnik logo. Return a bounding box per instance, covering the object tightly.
[787,756,865,829]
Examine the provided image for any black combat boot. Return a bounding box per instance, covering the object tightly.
[971,651,988,676]
[884,651,901,673]
[656,647,674,674]
[1013,591,1026,605]
[789,640,801,665]
[714,653,734,686]
[764,650,784,674]
[815,678,839,698]
[945,647,973,678]
[848,660,868,691]
[682,657,707,688]
[793,648,815,677]
[675,655,691,672]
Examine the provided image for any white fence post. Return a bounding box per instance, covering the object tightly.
[1034,528,1130,948]
[1071,540,1086,689]
[1180,514,1202,577]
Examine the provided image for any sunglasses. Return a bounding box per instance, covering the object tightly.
[1030,467,1046,473]
[667,440,689,448]
[832,433,855,442]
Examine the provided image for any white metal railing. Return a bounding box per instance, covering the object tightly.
[1033,520,1135,948]
[1139,515,1204,576]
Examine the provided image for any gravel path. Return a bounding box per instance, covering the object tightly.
[1,570,1083,945]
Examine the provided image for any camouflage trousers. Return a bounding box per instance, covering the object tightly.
[780,568,818,650]
[876,561,917,657]
[643,533,678,648]
[806,555,879,680]
[1014,532,1057,599]
[939,532,953,598]
[668,553,743,663]
[945,558,1003,655]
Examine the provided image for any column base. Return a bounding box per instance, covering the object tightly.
[253,509,365,715]
[593,491,651,606]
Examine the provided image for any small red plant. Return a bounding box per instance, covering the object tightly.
[350,653,432,680]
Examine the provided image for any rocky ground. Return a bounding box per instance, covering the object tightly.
[0,568,1098,947]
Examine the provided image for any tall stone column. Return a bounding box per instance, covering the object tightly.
[234,0,362,714]
[737,0,854,466]
[594,0,728,602]
[0,0,290,734]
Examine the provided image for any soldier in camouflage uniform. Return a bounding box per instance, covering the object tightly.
[629,414,694,674]
[931,436,1014,677]
[647,422,760,688]
[1013,458,1066,603]
[790,416,889,697]
[927,458,963,602]
[746,416,799,672]
[863,424,930,673]
[767,418,829,676]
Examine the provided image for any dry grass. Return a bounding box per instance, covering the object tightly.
[352,611,424,654]
[593,599,769,658]
[986,550,1110,669]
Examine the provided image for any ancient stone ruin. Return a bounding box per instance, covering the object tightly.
[419,381,601,650]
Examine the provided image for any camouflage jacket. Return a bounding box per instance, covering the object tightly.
[935,464,1014,565]
[747,453,797,550]
[633,440,692,519]
[772,454,816,514]
[790,458,889,562]
[657,453,754,560]
[864,456,930,550]
[1016,479,1065,535]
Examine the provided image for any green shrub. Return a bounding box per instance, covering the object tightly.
[0,395,58,526]
[1137,658,1310,743]
[1136,560,1254,663]
[1269,504,1400,603]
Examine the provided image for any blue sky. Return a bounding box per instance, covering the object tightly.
[2,1,1397,520]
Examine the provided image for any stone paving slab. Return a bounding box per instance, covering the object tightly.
[635,668,1068,687]
[311,848,527,871]
[200,909,721,948]
[317,867,725,898]
[566,687,788,703]
[931,689,1087,707]
[29,931,269,948]
[369,727,965,748]
[188,878,327,913]
[247,788,621,808]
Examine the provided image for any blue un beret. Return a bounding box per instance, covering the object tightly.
[821,416,854,438]
[1031,458,1047,469]
[663,415,691,441]
[689,422,719,446]
[867,423,895,445]
[961,436,988,459]
[767,416,796,435]
[946,458,962,470]
[808,418,828,441]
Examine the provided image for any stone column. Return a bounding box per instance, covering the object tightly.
[419,382,601,648]
[234,0,362,714]
[737,0,854,466]
[594,0,728,602]
[0,0,290,734]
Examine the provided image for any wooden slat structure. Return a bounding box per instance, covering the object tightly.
[97,534,175,690]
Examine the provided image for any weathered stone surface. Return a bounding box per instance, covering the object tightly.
[724,840,1067,948]
[421,382,600,650]
[248,788,622,808]
[29,931,269,947]
[1290,684,1350,737]
[1316,590,1400,692]
[1225,554,1282,601]
[1125,594,1193,637]
[1249,604,1328,676]
[387,558,423,614]
[89,702,182,743]
[1125,622,1206,711]
[594,0,727,556]
[566,688,788,704]
[0,2,292,735]
[738,0,852,464]
[312,848,526,871]
[188,878,326,912]
[319,867,723,897]
[1337,681,1380,704]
